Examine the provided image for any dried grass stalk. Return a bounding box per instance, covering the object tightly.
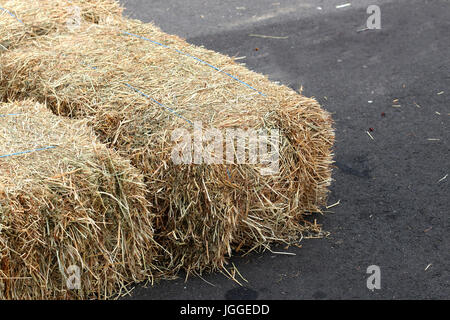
[0,100,158,299]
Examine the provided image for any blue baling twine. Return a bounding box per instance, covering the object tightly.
[123,83,193,125]
[0,113,22,117]
[0,6,24,25]
[121,31,266,97]
[0,146,57,159]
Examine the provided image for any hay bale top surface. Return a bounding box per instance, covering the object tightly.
[1,16,329,134]
[0,100,99,192]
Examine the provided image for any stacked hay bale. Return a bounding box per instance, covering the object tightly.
[0,100,158,299]
[0,15,334,275]
[0,0,123,51]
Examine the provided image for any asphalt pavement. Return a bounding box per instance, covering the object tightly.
[120,0,449,299]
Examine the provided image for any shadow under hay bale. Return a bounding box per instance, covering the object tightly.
[0,0,123,52]
[0,100,159,299]
[0,13,334,277]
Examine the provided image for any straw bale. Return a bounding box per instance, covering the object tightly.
[0,14,334,274]
[0,100,157,299]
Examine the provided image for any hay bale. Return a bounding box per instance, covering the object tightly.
[0,100,158,299]
[0,15,334,274]
[0,0,122,51]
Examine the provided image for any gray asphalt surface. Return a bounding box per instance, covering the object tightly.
[120,0,449,299]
